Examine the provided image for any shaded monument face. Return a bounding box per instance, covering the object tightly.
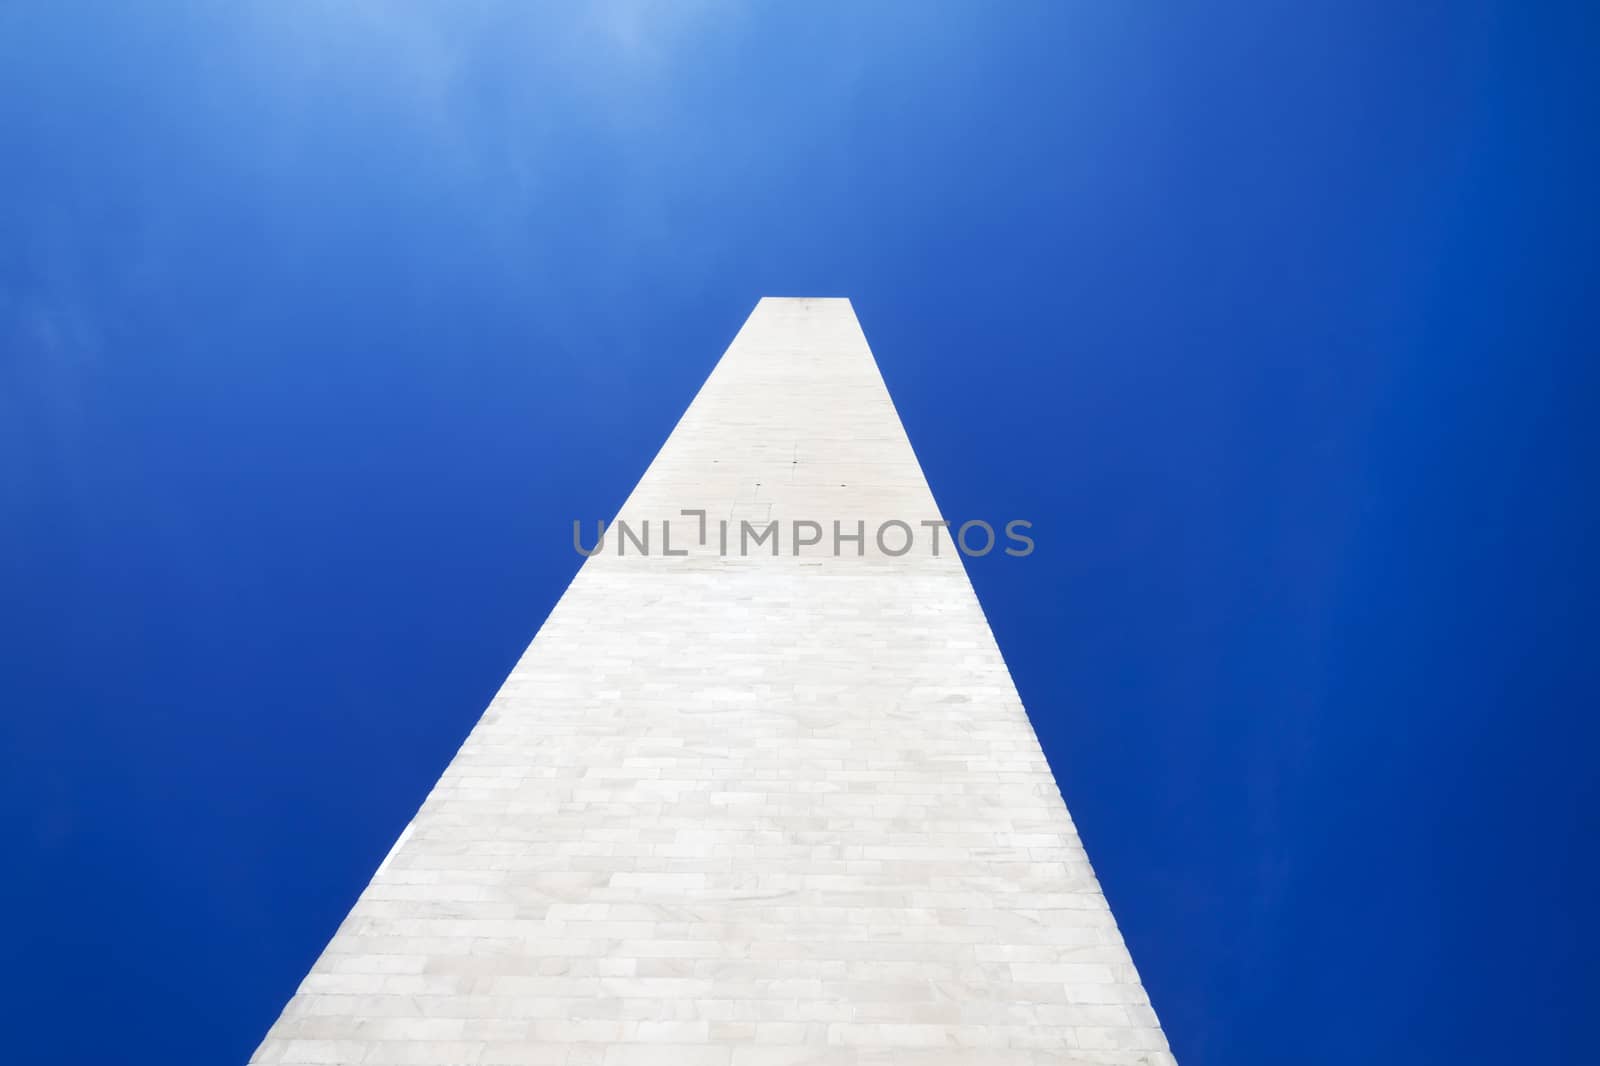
[254,298,1173,1065]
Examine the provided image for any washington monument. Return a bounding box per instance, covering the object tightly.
[254,298,1173,1064]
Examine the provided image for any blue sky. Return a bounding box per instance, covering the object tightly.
[1,3,1595,1063]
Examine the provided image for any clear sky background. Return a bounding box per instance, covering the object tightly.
[2,3,1596,1063]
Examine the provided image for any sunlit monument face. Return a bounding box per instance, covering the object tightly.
[254,298,1173,1065]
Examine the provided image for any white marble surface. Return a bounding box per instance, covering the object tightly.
[252,298,1174,1065]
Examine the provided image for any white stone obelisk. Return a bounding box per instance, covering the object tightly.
[253,298,1174,1065]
